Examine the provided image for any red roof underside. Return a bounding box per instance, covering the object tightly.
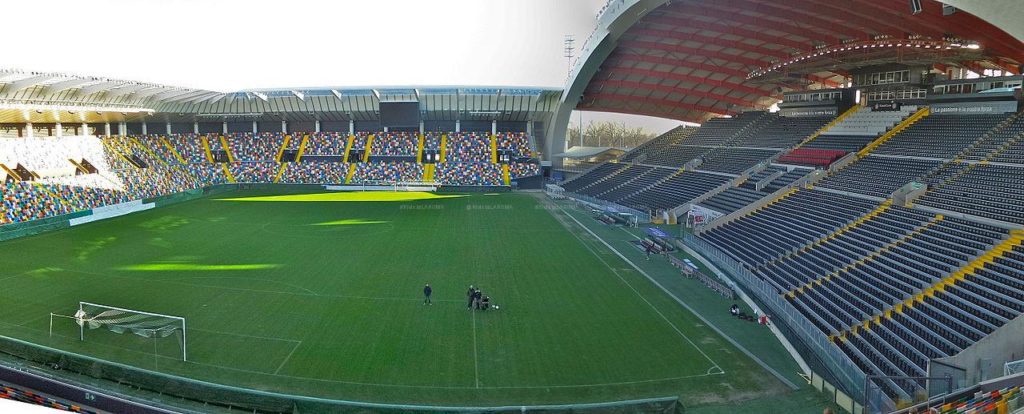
[578,0,1024,123]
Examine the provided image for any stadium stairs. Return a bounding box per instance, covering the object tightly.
[795,214,944,302]
[423,163,435,182]
[132,136,166,166]
[220,135,236,163]
[490,135,499,164]
[439,134,448,163]
[769,200,894,268]
[842,229,1024,337]
[221,164,236,183]
[342,135,355,163]
[295,134,310,162]
[416,134,425,163]
[796,105,862,148]
[162,137,187,164]
[362,134,374,162]
[501,164,510,185]
[344,163,357,184]
[275,134,292,162]
[200,136,215,162]
[856,107,930,157]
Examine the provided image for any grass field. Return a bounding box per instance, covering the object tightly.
[0,189,793,408]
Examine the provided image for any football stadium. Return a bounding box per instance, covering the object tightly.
[1,0,1023,413]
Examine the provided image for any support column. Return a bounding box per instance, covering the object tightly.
[82,123,88,137]
[527,121,533,136]
[315,120,321,133]
[104,123,111,137]
[55,122,63,138]
[222,122,228,135]
[281,120,287,133]
[118,122,126,136]
[455,119,461,133]
[253,121,258,134]
[348,120,354,135]
[419,121,424,134]
[26,122,34,139]
[166,122,172,135]
[193,122,199,134]
[142,122,148,135]
[383,126,389,133]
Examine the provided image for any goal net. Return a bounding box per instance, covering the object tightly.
[54,302,187,361]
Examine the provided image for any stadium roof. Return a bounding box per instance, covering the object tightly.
[0,69,562,124]
[566,0,1024,124]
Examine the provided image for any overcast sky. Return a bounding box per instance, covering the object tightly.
[4,0,682,135]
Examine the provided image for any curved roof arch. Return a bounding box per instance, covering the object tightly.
[545,0,1024,163]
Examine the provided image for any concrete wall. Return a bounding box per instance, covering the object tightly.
[932,312,1024,385]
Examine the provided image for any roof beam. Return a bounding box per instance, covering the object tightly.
[629,27,791,61]
[580,92,733,116]
[606,54,751,79]
[712,0,866,40]
[600,64,777,98]
[78,82,121,96]
[589,79,766,109]
[4,74,60,94]
[163,90,211,103]
[579,104,709,124]
[647,13,810,52]
[104,84,151,99]
[131,87,173,99]
[42,78,94,94]
[619,40,770,68]
[151,89,200,101]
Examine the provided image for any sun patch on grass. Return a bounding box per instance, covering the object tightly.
[216,192,465,203]
[118,263,282,271]
[312,219,389,226]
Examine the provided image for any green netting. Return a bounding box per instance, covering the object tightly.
[0,334,682,413]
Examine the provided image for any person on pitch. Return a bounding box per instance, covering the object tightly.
[423,283,432,305]
[466,285,475,310]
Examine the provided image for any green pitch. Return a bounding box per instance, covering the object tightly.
[0,190,788,407]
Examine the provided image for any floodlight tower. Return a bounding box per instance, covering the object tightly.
[564,35,583,147]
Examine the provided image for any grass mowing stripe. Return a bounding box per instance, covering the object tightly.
[551,204,721,373]
[472,310,480,388]
[275,341,302,374]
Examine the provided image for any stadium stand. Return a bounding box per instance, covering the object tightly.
[816,156,942,198]
[435,162,502,185]
[279,161,347,184]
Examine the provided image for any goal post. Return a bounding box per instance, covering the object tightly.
[69,302,187,361]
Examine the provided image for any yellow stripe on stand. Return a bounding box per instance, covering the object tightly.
[363,134,374,162]
[162,137,187,164]
[858,107,930,157]
[219,135,235,163]
[295,135,310,162]
[201,136,215,162]
[839,229,1024,337]
[275,135,292,162]
[439,134,448,163]
[423,164,435,182]
[502,164,510,185]
[416,133,425,163]
[796,105,862,148]
[342,135,355,163]
[345,163,357,184]
[490,135,499,164]
[273,163,288,183]
[222,164,236,183]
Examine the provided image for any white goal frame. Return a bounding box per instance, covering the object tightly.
[51,302,187,361]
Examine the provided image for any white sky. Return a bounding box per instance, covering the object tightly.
[4,0,683,134]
